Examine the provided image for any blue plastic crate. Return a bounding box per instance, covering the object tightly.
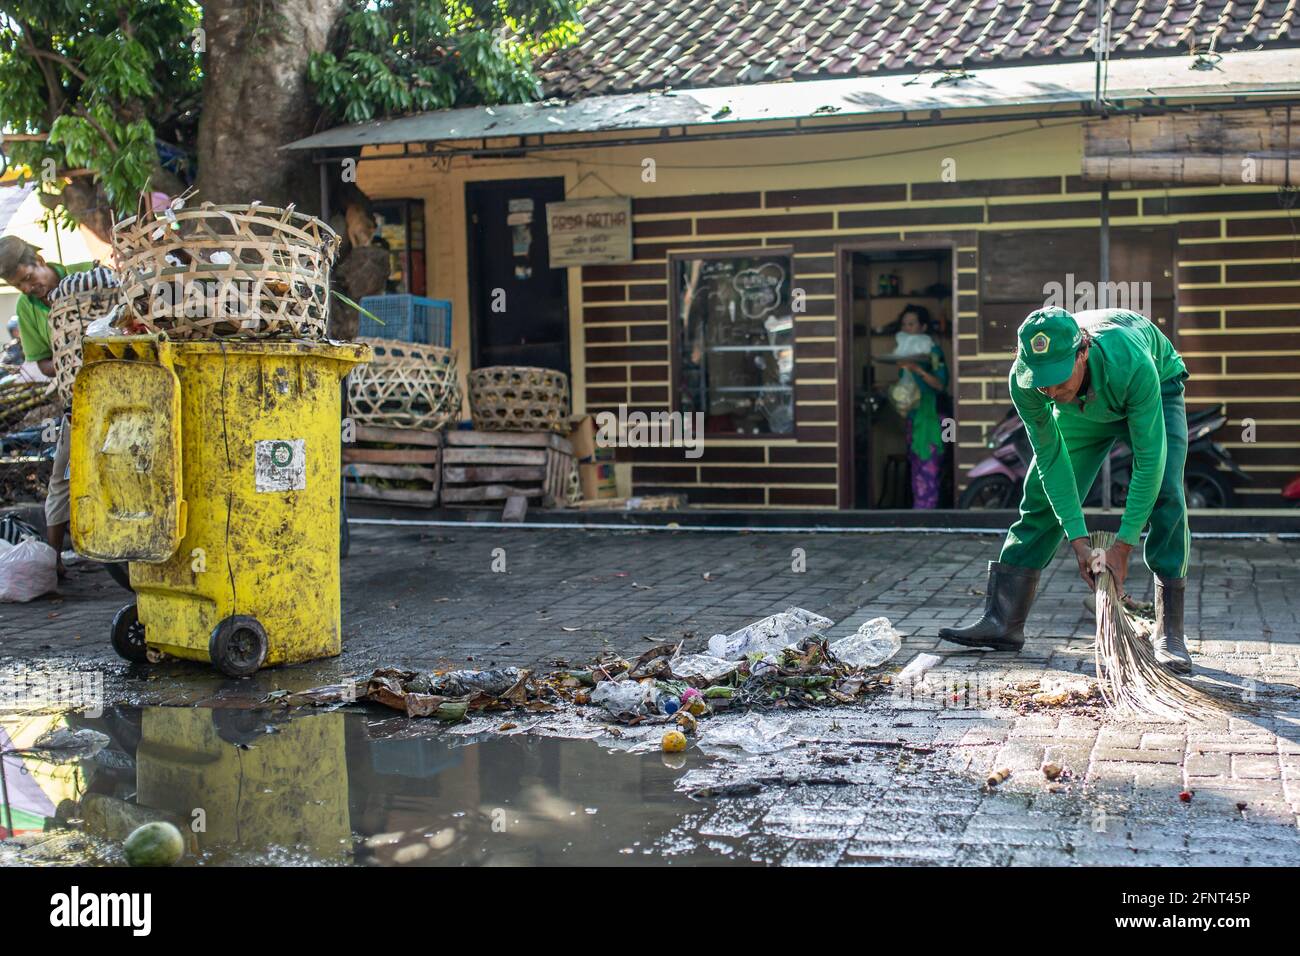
[358,294,452,346]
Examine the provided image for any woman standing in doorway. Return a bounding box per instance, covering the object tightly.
[894,305,948,509]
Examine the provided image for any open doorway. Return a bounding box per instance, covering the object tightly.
[465,177,570,376]
[840,245,957,509]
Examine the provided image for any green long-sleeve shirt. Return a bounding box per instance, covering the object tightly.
[1009,309,1187,546]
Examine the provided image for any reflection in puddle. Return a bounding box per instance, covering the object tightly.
[2,706,721,866]
[13,702,1293,866]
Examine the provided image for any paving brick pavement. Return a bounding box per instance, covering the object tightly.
[2,522,1298,863]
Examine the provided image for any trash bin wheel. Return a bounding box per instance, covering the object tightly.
[209,615,268,678]
[110,603,148,663]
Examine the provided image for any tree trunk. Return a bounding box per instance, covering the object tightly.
[195,0,347,211]
[41,181,114,245]
[331,245,390,339]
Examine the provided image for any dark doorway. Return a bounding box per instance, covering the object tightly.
[840,244,957,510]
[465,178,570,376]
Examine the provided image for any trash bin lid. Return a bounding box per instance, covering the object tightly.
[70,359,184,562]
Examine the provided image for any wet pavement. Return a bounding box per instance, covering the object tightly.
[3,523,1300,865]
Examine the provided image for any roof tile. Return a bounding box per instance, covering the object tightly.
[536,0,1300,100]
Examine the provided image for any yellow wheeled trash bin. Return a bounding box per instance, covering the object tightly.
[70,335,370,677]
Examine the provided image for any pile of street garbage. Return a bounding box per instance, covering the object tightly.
[268,608,905,747]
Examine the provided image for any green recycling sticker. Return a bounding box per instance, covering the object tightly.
[255,439,306,492]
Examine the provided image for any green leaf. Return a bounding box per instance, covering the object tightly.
[331,289,383,324]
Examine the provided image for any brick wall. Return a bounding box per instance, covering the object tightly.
[575,177,1298,507]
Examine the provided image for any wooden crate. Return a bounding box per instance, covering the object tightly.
[441,430,575,507]
[342,424,441,507]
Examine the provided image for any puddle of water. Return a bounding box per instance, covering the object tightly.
[1,705,736,867]
[7,700,1297,867]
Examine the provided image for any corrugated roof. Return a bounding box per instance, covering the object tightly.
[285,46,1300,152]
[536,0,1300,100]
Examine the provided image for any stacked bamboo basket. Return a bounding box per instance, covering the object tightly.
[112,200,339,339]
[48,265,124,406]
[347,338,461,431]
[447,365,579,507]
[343,339,462,508]
[468,365,571,432]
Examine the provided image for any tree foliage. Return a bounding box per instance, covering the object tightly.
[0,1,201,211]
[309,0,583,125]
[0,1,582,221]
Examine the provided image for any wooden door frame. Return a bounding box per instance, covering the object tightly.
[464,177,569,374]
[834,238,961,510]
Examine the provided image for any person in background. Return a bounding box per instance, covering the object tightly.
[893,305,948,509]
[0,236,93,573]
[3,316,23,366]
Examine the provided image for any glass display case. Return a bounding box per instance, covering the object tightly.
[671,250,795,435]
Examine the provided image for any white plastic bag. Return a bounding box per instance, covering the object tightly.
[670,653,738,684]
[590,679,656,718]
[0,537,58,602]
[706,607,834,661]
[84,309,119,338]
[830,616,902,669]
[700,713,795,755]
[888,375,921,416]
[897,652,942,683]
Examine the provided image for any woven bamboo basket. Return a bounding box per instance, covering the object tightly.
[48,282,124,406]
[346,337,462,431]
[111,202,339,339]
[468,365,571,432]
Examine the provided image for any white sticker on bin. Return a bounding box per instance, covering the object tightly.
[255,439,306,492]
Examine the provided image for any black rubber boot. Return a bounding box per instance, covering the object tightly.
[1151,577,1192,674]
[938,562,1040,651]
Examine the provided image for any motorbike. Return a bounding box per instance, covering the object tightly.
[959,403,1249,510]
[1283,474,1300,506]
[3,316,20,365]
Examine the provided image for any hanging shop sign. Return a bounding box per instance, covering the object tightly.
[545,197,632,268]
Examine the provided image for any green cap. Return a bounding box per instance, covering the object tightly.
[1013,307,1083,389]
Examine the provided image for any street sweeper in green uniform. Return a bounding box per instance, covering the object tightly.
[939,306,1194,673]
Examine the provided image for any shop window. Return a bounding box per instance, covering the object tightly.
[670,250,796,435]
[370,199,426,295]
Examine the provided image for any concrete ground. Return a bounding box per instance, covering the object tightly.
[3,522,1299,864]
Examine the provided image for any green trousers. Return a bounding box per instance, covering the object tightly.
[1000,378,1190,579]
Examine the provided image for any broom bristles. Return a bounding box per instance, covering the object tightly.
[1090,531,1247,722]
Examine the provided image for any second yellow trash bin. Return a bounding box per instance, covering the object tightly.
[70,335,370,676]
